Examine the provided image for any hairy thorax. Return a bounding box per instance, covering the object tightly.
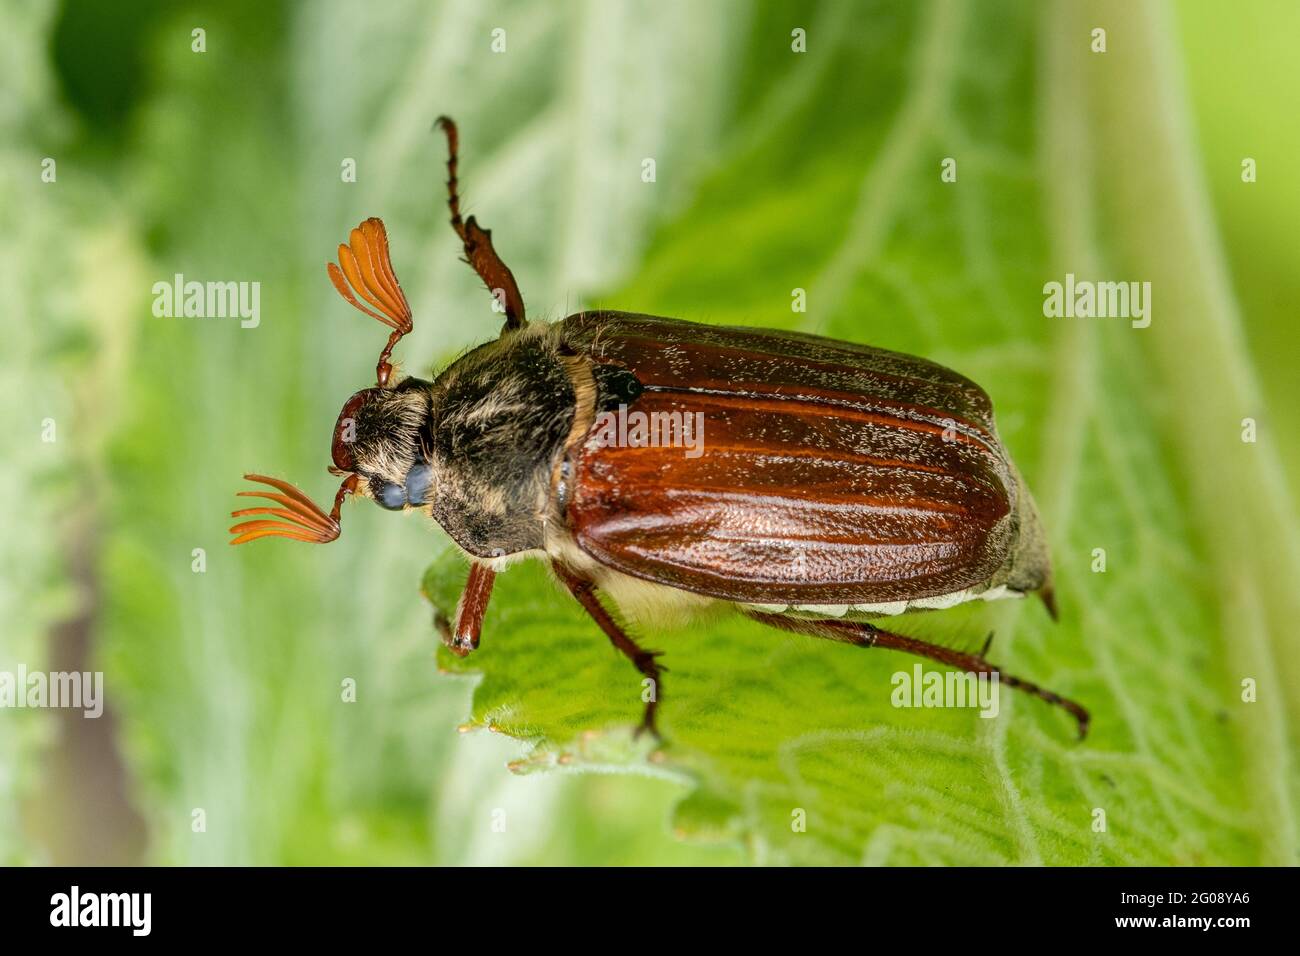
[423,323,580,558]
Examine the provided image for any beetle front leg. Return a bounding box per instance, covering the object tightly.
[553,564,664,739]
[745,611,1090,739]
[434,116,526,332]
[440,563,497,657]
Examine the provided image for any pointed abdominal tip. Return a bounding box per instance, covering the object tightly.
[1040,586,1059,621]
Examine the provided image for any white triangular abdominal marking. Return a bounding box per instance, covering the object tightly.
[744,585,1019,618]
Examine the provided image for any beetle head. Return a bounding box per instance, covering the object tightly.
[229,216,429,546]
[329,379,434,512]
[320,216,434,512]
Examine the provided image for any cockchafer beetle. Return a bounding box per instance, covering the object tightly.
[231,117,1089,740]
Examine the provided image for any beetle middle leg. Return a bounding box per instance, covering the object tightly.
[433,116,526,331]
[745,612,1090,739]
[553,565,664,739]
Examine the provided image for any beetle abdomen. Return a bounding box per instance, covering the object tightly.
[560,312,1025,604]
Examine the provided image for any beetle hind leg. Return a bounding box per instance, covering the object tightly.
[745,612,1090,740]
[554,565,665,739]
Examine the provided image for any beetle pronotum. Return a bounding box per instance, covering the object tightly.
[231,117,1089,740]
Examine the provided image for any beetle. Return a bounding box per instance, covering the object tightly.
[231,116,1089,740]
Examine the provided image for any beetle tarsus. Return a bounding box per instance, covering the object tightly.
[745,612,1090,741]
[433,609,469,658]
[864,624,1090,740]
[633,704,662,742]
[996,670,1090,740]
[555,564,666,741]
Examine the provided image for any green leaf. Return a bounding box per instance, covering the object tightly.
[424,0,1298,865]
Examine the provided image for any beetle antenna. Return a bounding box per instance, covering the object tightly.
[434,115,527,333]
[229,473,359,545]
[326,217,413,387]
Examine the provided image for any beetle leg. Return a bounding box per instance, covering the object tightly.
[433,608,454,647]
[434,116,527,332]
[745,612,1090,740]
[440,563,497,657]
[554,565,664,739]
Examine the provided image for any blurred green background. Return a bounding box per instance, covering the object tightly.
[2,0,1298,865]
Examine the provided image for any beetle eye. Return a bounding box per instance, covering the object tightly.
[405,463,433,505]
[372,479,407,511]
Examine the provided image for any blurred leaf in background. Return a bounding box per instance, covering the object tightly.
[1,0,1296,865]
